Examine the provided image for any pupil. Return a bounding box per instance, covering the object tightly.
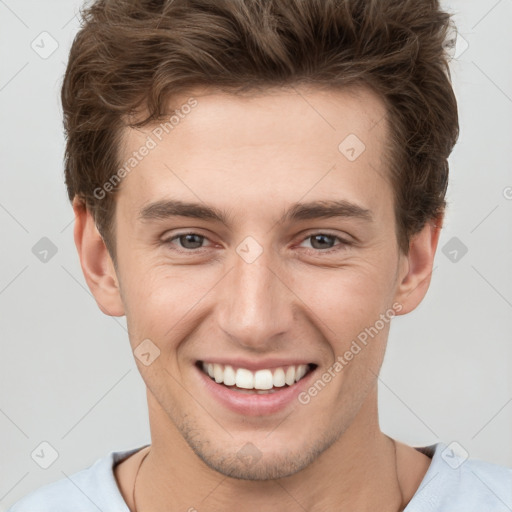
[311,234,333,249]
[181,234,203,249]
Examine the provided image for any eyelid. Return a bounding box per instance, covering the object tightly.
[161,227,213,240]
[295,228,355,244]
[299,227,353,239]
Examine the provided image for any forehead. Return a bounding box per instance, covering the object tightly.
[117,85,392,223]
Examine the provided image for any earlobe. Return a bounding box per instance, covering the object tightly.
[72,197,124,317]
[394,214,443,315]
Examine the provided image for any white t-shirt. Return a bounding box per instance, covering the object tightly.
[7,442,512,511]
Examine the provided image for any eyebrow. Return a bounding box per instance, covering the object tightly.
[138,199,373,225]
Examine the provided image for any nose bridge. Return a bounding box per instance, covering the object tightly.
[217,245,293,349]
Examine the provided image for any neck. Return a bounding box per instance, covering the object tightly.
[132,387,410,512]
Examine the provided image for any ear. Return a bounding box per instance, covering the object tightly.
[72,197,124,317]
[394,214,443,315]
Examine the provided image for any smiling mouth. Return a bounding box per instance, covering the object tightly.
[197,361,317,394]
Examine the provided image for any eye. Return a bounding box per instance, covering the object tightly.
[298,233,350,253]
[162,231,351,255]
[164,232,213,251]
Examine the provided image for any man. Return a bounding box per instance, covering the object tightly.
[8,0,512,510]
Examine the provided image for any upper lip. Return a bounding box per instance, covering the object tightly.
[197,358,317,372]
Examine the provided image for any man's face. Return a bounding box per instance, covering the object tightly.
[112,86,408,479]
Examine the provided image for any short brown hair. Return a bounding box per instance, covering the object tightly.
[62,0,459,258]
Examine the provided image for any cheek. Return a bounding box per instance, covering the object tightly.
[119,240,400,357]
[122,266,220,347]
[290,259,398,341]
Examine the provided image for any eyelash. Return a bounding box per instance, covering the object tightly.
[162,231,351,255]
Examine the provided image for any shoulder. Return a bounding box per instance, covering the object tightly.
[408,442,512,512]
[6,445,148,512]
[451,455,512,509]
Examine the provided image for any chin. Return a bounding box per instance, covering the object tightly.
[195,449,317,481]
[180,421,339,481]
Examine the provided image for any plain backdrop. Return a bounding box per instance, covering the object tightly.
[1,0,511,509]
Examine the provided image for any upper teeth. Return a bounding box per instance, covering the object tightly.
[201,362,310,390]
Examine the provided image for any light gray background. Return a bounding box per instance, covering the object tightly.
[1,0,511,509]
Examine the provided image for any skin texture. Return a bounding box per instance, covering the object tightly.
[74,85,440,511]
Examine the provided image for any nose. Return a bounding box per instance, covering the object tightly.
[216,244,295,352]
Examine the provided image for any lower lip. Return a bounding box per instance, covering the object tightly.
[196,364,316,416]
